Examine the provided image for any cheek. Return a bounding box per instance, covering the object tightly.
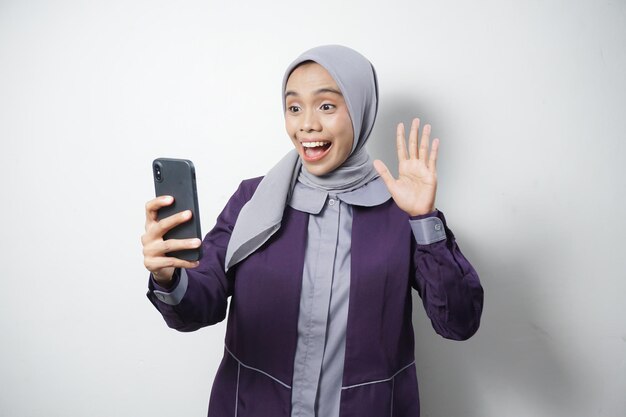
[334,114,354,153]
[285,118,300,143]
[284,117,294,135]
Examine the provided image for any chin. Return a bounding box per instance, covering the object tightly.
[302,162,334,177]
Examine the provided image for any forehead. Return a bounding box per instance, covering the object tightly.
[285,62,339,92]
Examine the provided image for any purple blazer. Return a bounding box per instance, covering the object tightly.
[147,177,484,417]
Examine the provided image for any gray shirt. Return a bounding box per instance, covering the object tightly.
[287,177,445,417]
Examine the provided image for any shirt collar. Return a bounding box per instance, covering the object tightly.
[288,177,391,214]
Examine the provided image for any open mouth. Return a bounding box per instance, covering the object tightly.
[301,141,332,161]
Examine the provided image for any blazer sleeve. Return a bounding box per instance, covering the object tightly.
[409,209,484,341]
[146,178,259,332]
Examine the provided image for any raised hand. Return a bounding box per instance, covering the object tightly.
[373,118,439,217]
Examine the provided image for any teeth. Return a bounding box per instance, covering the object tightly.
[301,141,329,148]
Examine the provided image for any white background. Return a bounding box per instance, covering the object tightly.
[1,1,625,416]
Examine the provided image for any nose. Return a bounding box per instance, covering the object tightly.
[300,108,322,133]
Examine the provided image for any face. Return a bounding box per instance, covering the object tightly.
[284,62,354,176]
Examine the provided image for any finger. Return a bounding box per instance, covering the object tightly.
[419,124,431,162]
[143,236,201,257]
[396,123,408,161]
[157,238,202,257]
[145,196,174,224]
[147,209,193,239]
[429,138,440,173]
[409,118,420,159]
[373,159,396,191]
[144,256,200,272]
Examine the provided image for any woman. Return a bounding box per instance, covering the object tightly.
[142,45,483,417]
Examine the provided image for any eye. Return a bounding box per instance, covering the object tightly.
[320,103,335,111]
[288,105,301,113]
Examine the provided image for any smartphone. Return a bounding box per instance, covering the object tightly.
[152,158,202,261]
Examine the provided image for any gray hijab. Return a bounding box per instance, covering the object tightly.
[224,45,379,271]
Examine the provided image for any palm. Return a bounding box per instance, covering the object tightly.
[374,118,439,217]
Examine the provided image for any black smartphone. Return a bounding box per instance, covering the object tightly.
[152,158,202,261]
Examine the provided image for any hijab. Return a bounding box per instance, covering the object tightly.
[224,45,379,271]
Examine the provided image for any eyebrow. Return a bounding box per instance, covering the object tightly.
[284,87,343,98]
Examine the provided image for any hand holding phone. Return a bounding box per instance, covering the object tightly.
[152,158,202,261]
[141,158,203,285]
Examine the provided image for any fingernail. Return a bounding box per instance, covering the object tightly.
[163,196,173,202]
[193,238,201,246]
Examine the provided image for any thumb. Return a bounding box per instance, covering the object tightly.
[373,159,395,191]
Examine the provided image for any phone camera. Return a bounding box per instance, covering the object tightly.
[154,163,163,183]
